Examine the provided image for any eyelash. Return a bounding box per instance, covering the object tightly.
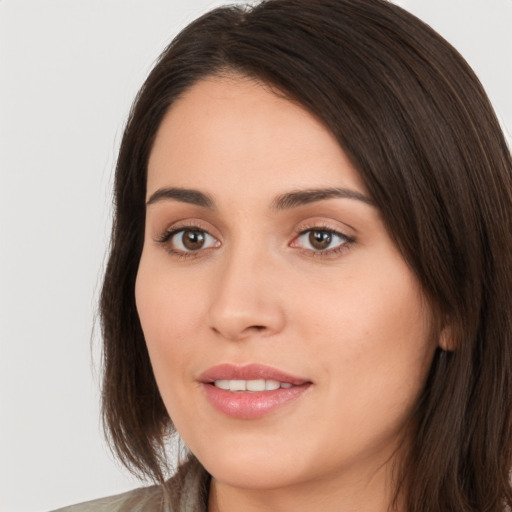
[155,223,355,260]
[293,225,355,257]
[155,222,217,260]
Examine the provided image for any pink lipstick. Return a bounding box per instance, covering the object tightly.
[199,364,312,419]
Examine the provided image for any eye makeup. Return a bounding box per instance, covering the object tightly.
[153,218,356,261]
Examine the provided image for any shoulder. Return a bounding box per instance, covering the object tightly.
[51,457,209,512]
[51,484,163,512]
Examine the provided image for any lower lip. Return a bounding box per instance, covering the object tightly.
[201,383,311,420]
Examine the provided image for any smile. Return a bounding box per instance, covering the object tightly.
[213,379,294,391]
[199,364,312,419]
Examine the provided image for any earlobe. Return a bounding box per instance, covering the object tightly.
[438,324,455,352]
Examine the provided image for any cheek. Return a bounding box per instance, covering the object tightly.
[294,268,428,342]
[296,258,435,409]
[135,256,204,378]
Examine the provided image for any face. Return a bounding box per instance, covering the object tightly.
[136,76,438,499]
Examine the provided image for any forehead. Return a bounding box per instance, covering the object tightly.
[147,76,367,201]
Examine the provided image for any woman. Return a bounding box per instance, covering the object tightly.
[57,0,512,510]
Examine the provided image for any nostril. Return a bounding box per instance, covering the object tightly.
[242,325,268,336]
[210,324,267,338]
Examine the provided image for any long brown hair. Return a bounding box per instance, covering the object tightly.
[100,1,512,510]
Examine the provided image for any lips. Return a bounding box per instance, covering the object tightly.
[200,363,308,382]
[213,379,293,391]
[198,364,312,419]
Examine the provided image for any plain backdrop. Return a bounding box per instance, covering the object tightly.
[1,1,511,511]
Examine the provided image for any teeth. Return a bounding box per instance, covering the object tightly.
[214,380,230,390]
[230,380,246,391]
[213,379,295,391]
[265,380,280,391]
[246,379,265,391]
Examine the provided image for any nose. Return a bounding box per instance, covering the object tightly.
[207,245,286,341]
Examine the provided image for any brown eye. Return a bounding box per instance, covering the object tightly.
[308,230,332,250]
[294,228,351,253]
[181,230,206,250]
[166,228,218,253]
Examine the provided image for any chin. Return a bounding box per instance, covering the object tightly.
[205,457,306,491]
[188,437,312,490]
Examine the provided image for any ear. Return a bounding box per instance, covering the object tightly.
[438,324,455,352]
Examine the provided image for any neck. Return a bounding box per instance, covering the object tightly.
[207,458,403,512]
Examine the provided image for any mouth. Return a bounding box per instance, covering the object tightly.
[198,364,312,419]
[199,363,309,383]
[212,379,294,392]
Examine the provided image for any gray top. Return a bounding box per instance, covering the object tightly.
[52,458,209,512]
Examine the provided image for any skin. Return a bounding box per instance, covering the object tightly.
[135,75,441,512]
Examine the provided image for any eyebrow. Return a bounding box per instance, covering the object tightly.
[271,187,374,210]
[145,186,373,209]
[146,187,215,208]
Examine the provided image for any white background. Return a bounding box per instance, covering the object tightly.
[1,1,511,511]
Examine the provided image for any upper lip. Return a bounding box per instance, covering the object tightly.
[198,363,310,385]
